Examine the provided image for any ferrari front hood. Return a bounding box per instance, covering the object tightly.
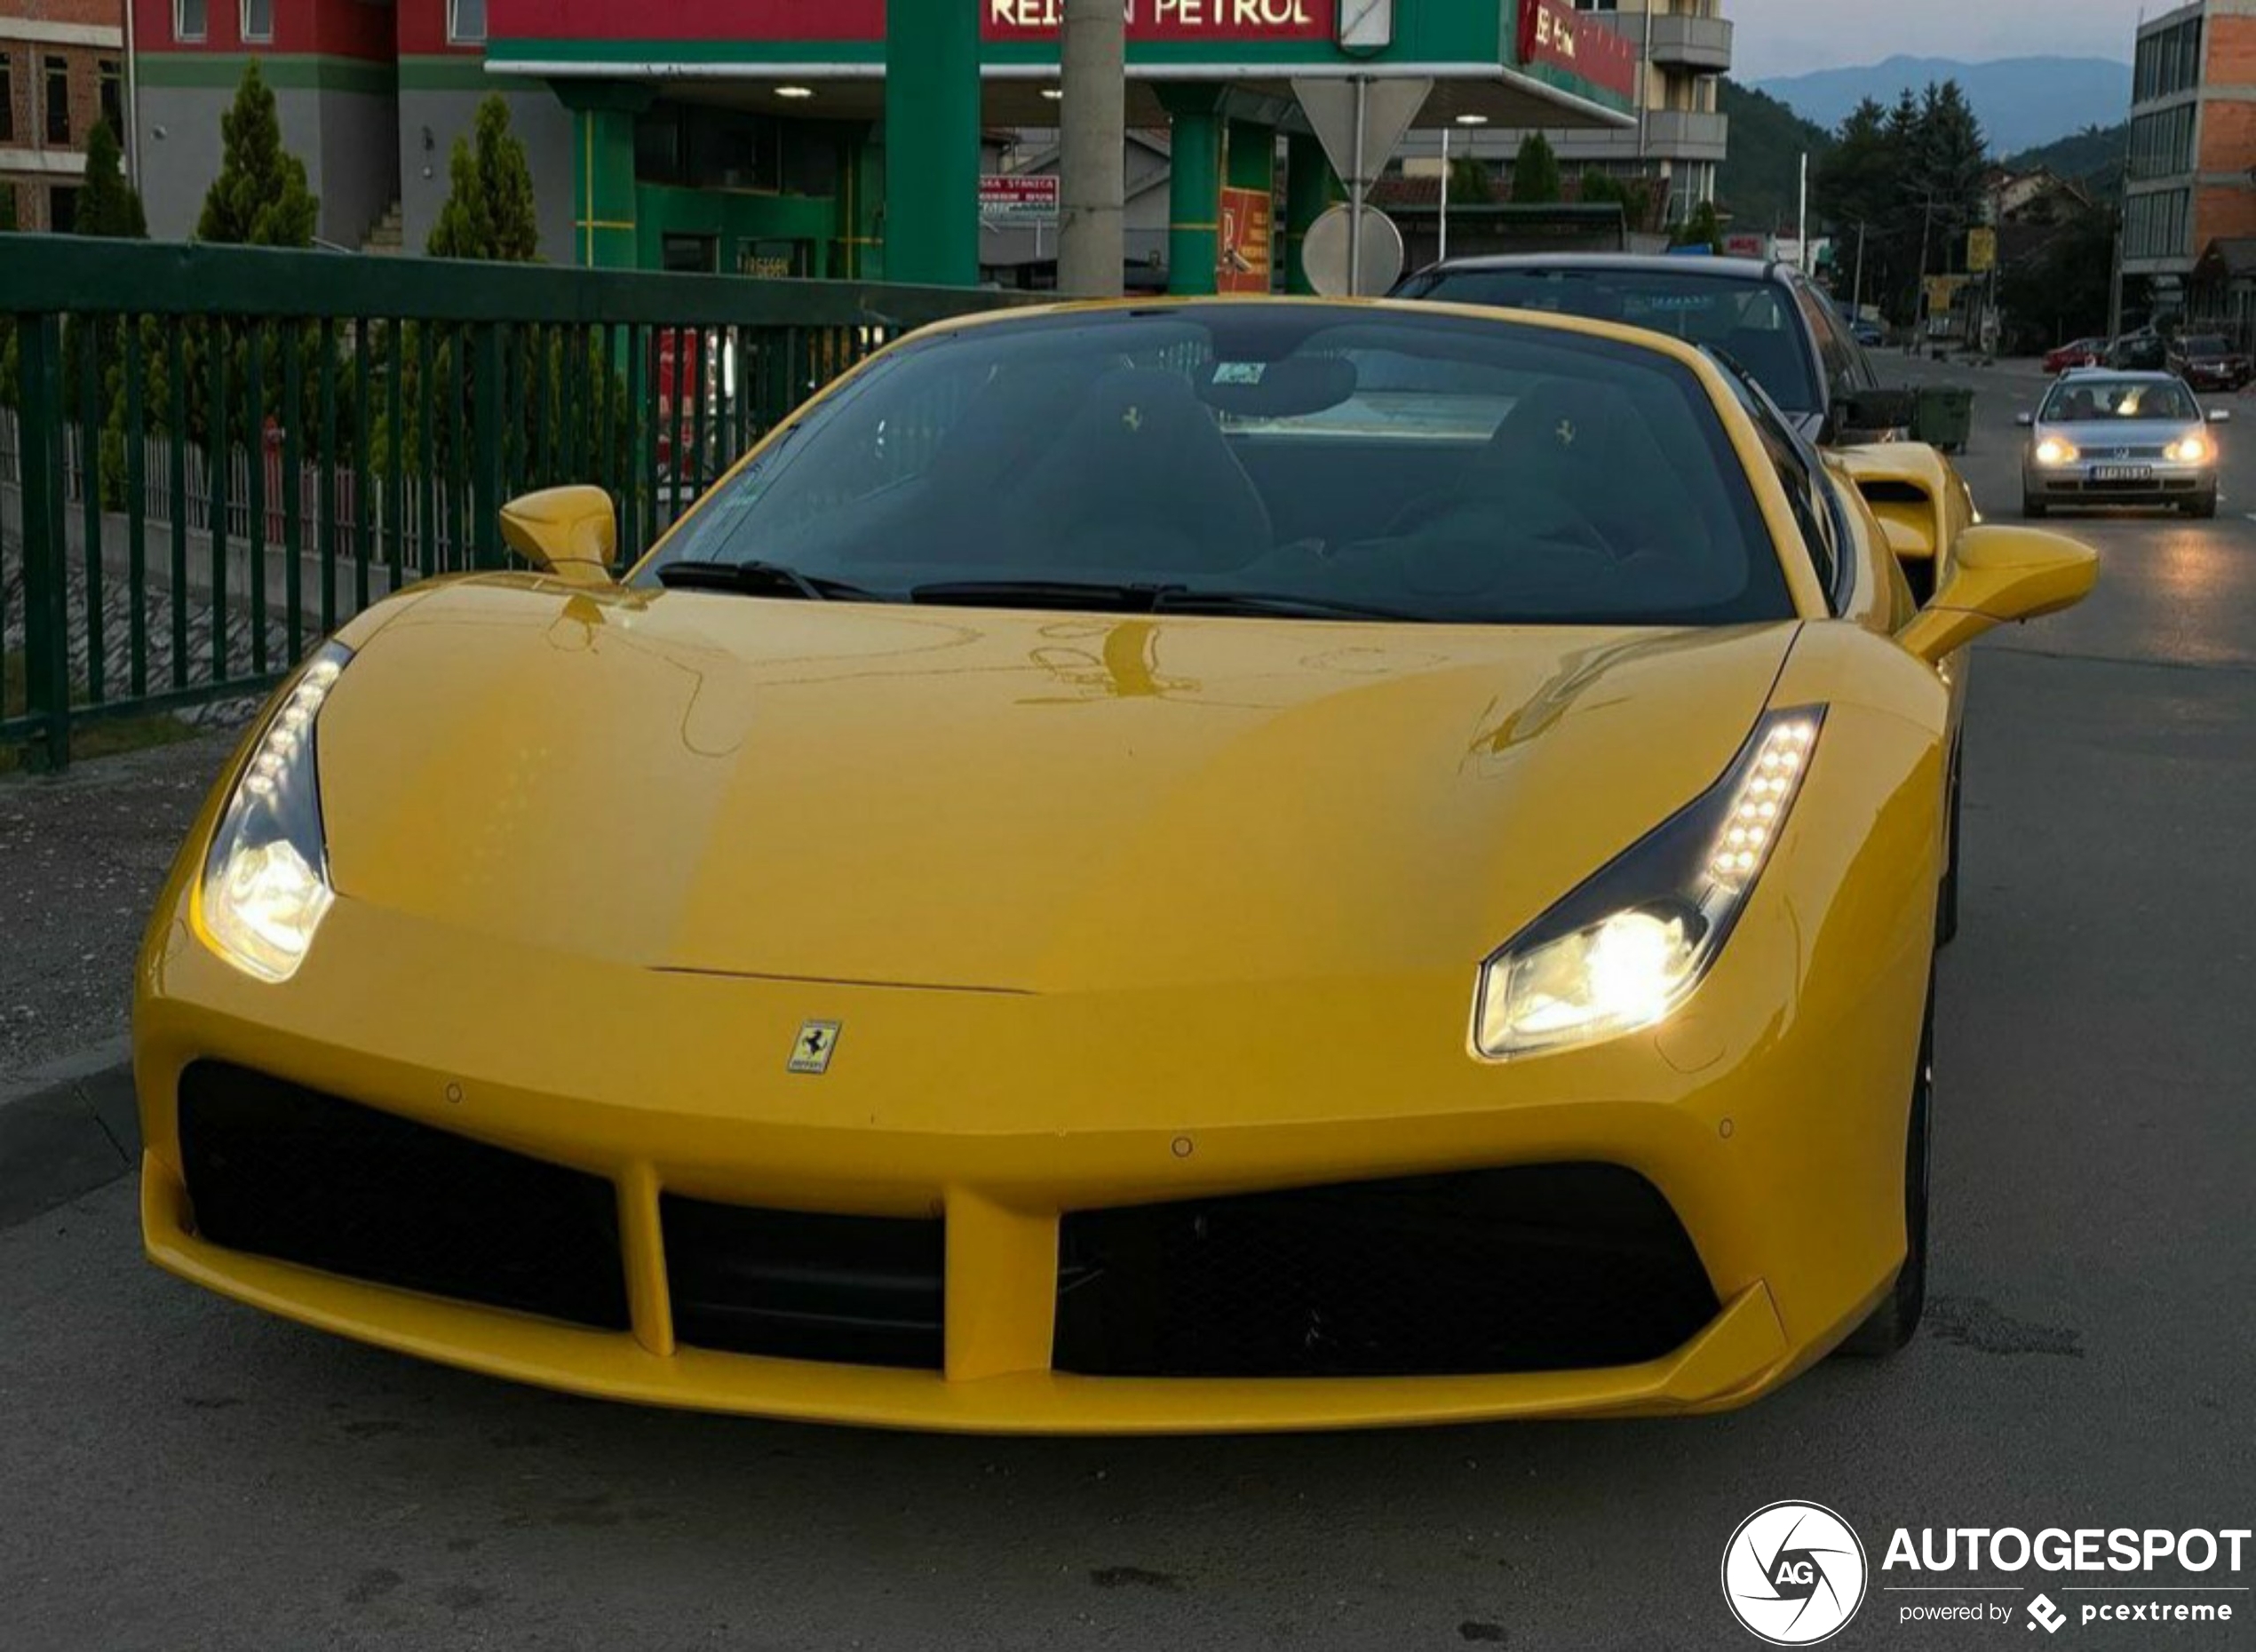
[318,579,1799,992]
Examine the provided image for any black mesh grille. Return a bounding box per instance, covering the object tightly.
[1053,1164,1719,1378]
[663,1195,945,1370]
[178,1063,630,1331]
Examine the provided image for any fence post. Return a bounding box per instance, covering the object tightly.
[17,314,73,773]
[473,322,504,569]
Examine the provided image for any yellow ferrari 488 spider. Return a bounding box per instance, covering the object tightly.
[136,299,2095,1433]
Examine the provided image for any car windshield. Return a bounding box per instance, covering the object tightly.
[2181,336,2230,356]
[2042,378,2199,423]
[1395,267,1823,417]
[638,306,1793,628]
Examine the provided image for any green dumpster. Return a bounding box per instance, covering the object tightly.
[1912,385,1975,454]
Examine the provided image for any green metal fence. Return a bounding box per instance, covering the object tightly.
[0,236,1032,770]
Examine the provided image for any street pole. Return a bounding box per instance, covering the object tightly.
[1796,151,1809,274]
[1058,0,1126,298]
[1438,124,1450,266]
[1349,78,1369,296]
[1852,221,1867,316]
[123,0,141,187]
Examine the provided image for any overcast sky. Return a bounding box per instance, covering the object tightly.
[1729,0,2146,80]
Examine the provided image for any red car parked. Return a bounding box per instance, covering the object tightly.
[2044,338,2108,375]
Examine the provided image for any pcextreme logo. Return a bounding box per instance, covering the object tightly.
[1722,1501,1871,1646]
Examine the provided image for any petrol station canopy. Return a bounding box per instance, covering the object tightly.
[486,0,1640,130]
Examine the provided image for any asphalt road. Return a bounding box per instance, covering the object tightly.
[4,369,2253,1651]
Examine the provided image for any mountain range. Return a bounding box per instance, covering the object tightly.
[1753,56,2133,156]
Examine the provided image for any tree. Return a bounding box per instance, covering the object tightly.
[1577,169,1657,234]
[1510,133,1561,204]
[77,121,148,240]
[427,95,541,262]
[196,60,318,247]
[1448,155,1493,206]
[1672,199,1724,251]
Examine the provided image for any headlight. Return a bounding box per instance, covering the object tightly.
[2169,433,2212,465]
[1474,710,1824,1060]
[2034,436,2079,466]
[199,642,351,981]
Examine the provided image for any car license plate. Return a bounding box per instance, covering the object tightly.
[2092,465,2152,483]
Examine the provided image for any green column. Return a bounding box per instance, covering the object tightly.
[885,5,980,286]
[1285,132,1338,296]
[1160,87,1224,298]
[554,82,652,270]
[836,125,886,282]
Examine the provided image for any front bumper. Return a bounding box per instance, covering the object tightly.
[2025,459,2214,504]
[137,758,1936,1433]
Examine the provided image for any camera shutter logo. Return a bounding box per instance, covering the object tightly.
[1720,1501,1869,1646]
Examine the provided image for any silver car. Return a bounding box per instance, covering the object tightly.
[2020,370,2229,520]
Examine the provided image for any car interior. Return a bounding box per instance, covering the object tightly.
[649,313,1799,626]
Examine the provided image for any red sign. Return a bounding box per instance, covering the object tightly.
[1218,185,1274,292]
[981,173,1062,224]
[985,0,1332,44]
[1517,0,1639,103]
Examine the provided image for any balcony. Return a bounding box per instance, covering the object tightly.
[1644,110,1730,163]
[1648,13,1735,74]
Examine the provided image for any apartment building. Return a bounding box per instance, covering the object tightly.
[1406,0,1732,225]
[2,0,127,231]
[2123,0,2256,337]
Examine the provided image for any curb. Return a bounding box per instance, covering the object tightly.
[0,1052,141,1229]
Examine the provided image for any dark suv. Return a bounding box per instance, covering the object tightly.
[1392,254,1911,446]
[2167,333,2252,393]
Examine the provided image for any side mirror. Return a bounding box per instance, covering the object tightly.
[1839,386,1916,433]
[2014,411,2035,427]
[499,486,619,588]
[2210,408,2234,425]
[1900,525,2098,666]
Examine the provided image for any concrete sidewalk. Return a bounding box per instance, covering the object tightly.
[0,732,234,1225]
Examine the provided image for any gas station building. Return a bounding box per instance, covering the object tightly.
[133,0,1634,291]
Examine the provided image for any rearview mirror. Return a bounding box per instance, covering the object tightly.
[499,486,619,588]
[2210,408,2234,425]
[1899,525,2098,666]
[2014,411,2035,428]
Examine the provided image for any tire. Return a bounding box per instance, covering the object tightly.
[2187,490,2218,520]
[1935,749,1962,949]
[1837,969,1934,1358]
[2021,493,2048,520]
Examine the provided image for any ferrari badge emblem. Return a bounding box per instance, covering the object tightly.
[1555,419,1577,448]
[1123,406,1143,433]
[789,1021,842,1075]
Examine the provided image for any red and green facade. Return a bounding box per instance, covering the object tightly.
[132,0,1632,288]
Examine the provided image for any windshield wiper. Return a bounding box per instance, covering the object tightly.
[1151,589,1428,623]
[907,579,1426,623]
[655,560,880,602]
[910,579,1185,612]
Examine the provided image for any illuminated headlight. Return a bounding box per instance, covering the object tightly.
[2034,437,2079,467]
[2168,433,2212,465]
[1475,711,1824,1060]
[199,643,351,981]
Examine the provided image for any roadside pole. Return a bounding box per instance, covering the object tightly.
[1058,0,1126,298]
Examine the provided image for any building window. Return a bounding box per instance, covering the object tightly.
[44,56,69,146]
[0,53,13,146]
[98,59,122,135]
[241,0,274,44]
[449,0,489,44]
[51,184,80,234]
[175,0,207,44]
